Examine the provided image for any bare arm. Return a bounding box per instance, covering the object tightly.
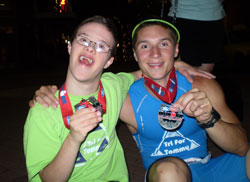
[119,94,138,134]
[130,70,142,81]
[39,108,102,181]
[174,60,216,83]
[174,77,249,156]
[39,134,80,181]
[196,78,248,156]
[29,61,215,108]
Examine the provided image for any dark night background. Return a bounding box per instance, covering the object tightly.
[0,0,170,70]
[0,0,250,70]
[0,0,250,181]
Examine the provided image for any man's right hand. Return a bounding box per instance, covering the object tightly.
[69,107,102,143]
[29,85,59,108]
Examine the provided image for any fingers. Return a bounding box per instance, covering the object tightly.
[174,88,201,109]
[29,100,35,108]
[182,70,193,83]
[173,88,212,121]
[195,102,212,122]
[195,70,216,79]
[71,108,102,125]
[69,108,102,143]
[33,85,59,108]
[49,85,58,94]
[70,108,102,132]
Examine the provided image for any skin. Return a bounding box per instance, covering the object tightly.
[199,63,214,73]
[29,22,249,181]
[39,22,116,181]
[119,25,249,181]
[121,25,249,155]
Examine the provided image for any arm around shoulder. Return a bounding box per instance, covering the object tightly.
[130,70,142,81]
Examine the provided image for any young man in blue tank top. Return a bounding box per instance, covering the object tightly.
[119,18,250,182]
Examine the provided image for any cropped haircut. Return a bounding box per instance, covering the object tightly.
[70,15,119,57]
[132,20,179,49]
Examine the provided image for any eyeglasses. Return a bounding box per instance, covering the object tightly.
[75,35,111,53]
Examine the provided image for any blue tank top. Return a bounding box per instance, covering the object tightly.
[129,71,208,170]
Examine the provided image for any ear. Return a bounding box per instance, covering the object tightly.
[104,56,114,69]
[174,43,179,58]
[67,41,72,55]
[133,49,138,62]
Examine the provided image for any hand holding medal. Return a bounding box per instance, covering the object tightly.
[74,96,103,114]
[144,68,184,130]
[59,82,106,129]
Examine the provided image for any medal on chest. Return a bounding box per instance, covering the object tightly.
[158,104,184,130]
[143,68,184,130]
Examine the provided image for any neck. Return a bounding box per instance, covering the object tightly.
[144,74,170,87]
[65,77,100,97]
[154,77,169,87]
[143,68,177,104]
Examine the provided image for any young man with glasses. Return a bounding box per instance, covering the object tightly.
[24,15,141,182]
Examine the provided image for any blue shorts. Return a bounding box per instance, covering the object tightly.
[189,153,249,182]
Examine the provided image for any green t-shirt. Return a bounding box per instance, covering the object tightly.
[24,72,134,182]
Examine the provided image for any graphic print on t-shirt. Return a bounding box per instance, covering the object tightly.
[75,123,110,167]
[151,130,200,156]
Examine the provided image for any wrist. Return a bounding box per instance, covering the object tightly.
[198,108,221,129]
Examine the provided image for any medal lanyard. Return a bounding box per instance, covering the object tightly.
[143,68,177,104]
[59,81,106,129]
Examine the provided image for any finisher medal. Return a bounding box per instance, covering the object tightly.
[158,104,184,130]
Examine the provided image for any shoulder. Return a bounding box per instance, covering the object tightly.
[26,101,61,127]
[192,76,225,103]
[193,76,222,91]
[102,72,133,80]
[102,72,134,85]
[129,78,144,94]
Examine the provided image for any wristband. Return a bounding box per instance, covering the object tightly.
[199,108,221,129]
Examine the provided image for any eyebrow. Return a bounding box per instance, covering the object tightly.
[77,33,88,37]
[136,37,172,46]
[77,33,110,46]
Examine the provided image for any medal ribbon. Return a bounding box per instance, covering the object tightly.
[59,81,106,129]
[143,68,177,104]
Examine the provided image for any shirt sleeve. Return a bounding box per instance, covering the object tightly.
[115,72,134,101]
[23,103,64,181]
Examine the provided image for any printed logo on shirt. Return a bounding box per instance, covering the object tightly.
[151,131,200,157]
[75,123,110,167]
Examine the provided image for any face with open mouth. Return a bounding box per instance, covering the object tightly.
[67,22,114,83]
[79,55,93,66]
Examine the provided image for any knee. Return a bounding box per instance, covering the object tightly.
[148,157,191,182]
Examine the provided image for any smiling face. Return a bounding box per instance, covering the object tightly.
[133,25,179,86]
[67,22,114,84]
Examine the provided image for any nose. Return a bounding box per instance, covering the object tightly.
[150,45,161,58]
[85,42,96,53]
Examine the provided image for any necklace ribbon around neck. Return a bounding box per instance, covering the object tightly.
[59,81,106,129]
[143,68,177,104]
